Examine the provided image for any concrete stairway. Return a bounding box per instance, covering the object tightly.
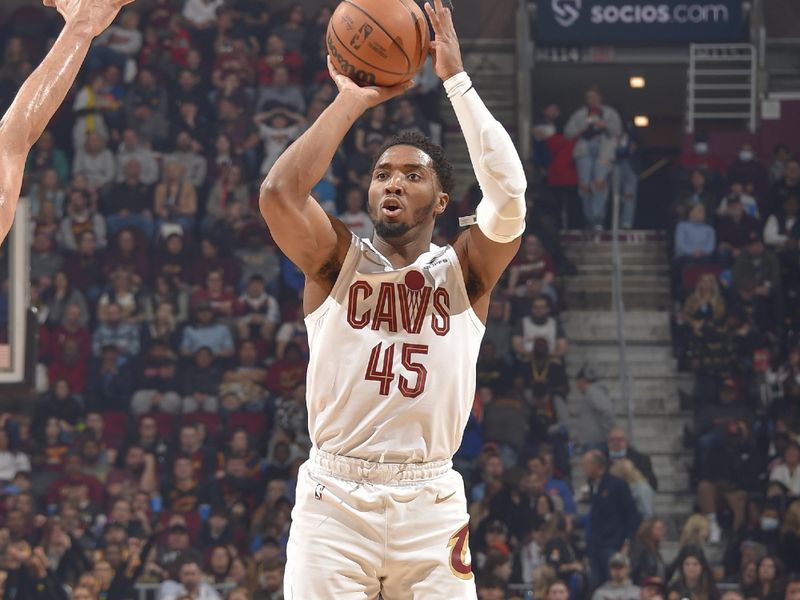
[438,38,516,199]
[562,233,695,535]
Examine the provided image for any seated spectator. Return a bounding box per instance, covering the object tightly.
[393,97,430,138]
[527,454,575,515]
[338,186,374,239]
[86,344,134,412]
[728,143,769,201]
[62,231,107,302]
[220,342,268,413]
[476,340,513,393]
[154,231,194,289]
[235,227,281,290]
[629,518,667,584]
[130,340,181,415]
[274,305,308,360]
[102,228,150,290]
[97,270,143,324]
[189,239,241,290]
[256,65,305,114]
[103,158,156,240]
[697,420,765,540]
[678,134,726,193]
[254,106,306,176]
[513,295,568,363]
[73,132,116,193]
[717,181,760,219]
[28,168,67,220]
[181,347,222,413]
[34,378,85,433]
[205,164,253,232]
[236,274,279,343]
[157,557,222,600]
[507,235,557,298]
[92,303,141,357]
[46,453,104,509]
[592,553,640,600]
[0,428,31,483]
[606,427,658,490]
[31,230,63,285]
[675,204,715,262]
[143,275,190,325]
[767,159,800,218]
[180,300,234,358]
[48,339,89,395]
[353,105,389,155]
[154,161,198,231]
[190,269,240,324]
[141,300,182,351]
[49,302,91,362]
[72,73,113,149]
[115,128,159,184]
[716,196,761,263]
[667,546,720,600]
[59,188,108,252]
[732,231,782,316]
[26,130,70,185]
[46,270,90,328]
[769,441,800,497]
[256,34,302,85]
[755,555,785,600]
[168,131,208,188]
[162,455,218,514]
[124,67,169,147]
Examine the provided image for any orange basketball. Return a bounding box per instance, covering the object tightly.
[327,0,431,87]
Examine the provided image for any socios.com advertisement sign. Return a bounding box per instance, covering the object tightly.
[536,0,744,43]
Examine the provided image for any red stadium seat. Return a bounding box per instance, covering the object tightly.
[101,412,129,448]
[147,413,176,439]
[227,412,268,437]
[682,263,723,292]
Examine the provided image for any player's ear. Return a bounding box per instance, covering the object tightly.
[434,191,449,216]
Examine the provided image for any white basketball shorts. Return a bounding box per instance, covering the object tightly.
[284,448,477,600]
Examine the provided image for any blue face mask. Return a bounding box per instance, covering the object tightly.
[609,449,626,460]
[761,517,779,531]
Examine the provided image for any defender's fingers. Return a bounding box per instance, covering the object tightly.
[424,2,442,34]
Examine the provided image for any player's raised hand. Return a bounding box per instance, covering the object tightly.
[424,0,464,81]
[43,0,136,38]
[327,56,413,111]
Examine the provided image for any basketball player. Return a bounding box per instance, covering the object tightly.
[0,0,133,243]
[260,1,526,597]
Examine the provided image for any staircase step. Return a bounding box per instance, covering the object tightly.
[563,311,671,343]
[565,290,673,311]
[568,342,675,363]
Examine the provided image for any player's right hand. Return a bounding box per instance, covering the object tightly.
[327,56,413,112]
[43,0,136,38]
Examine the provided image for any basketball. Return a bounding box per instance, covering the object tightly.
[327,0,431,87]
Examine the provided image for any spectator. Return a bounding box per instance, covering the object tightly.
[130,341,181,415]
[513,296,568,363]
[630,518,667,583]
[181,347,222,413]
[716,196,761,264]
[592,553,640,600]
[115,128,159,184]
[338,187,374,239]
[256,65,305,115]
[103,158,156,239]
[92,303,141,357]
[72,73,113,149]
[157,557,222,600]
[88,9,143,75]
[28,168,68,220]
[393,97,430,138]
[254,107,306,176]
[154,161,198,232]
[717,181,760,219]
[727,143,769,202]
[580,449,640,590]
[767,159,800,218]
[564,86,622,230]
[675,204,716,261]
[0,428,31,483]
[779,501,800,574]
[30,230,63,284]
[610,458,655,518]
[169,131,208,188]
[26,130,70,185]
[236,275,279,343]
[573,366,616,450]
[606,427,658,490]
[756,555,785,600]
[59,188,108,252]
[73,132,116,193]
[46,271,90,328]
[769,441,800,497]
[103,228,150,289]
[768,145,791,185]
[205,164,252,232]
[86,344,134,412]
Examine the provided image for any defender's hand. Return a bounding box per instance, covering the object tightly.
[328,56,412,112]
[43,0,135,38]
[425,0,464,81]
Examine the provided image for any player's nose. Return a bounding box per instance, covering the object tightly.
[384,175,403,196]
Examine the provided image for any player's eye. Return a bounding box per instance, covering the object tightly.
[407,173,421,182]
[375,172,388,181]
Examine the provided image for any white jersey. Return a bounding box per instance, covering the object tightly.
[305,235,485,463]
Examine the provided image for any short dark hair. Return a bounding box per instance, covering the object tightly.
[372,131,454,195]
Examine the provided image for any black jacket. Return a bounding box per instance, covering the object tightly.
[588,472,641,552]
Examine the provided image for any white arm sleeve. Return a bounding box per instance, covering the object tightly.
[444,71,527,243]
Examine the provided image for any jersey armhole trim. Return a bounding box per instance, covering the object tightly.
[447,245,486,335]
[305,233,362,325]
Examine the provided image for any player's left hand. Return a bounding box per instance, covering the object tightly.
[425,0,464,81]
[43,0,136,38]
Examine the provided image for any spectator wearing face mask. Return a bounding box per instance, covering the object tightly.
[679,133,725,196]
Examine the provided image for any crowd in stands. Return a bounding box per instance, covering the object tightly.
[1,0,798,599]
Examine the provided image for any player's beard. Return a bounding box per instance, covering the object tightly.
[370,198,437,239]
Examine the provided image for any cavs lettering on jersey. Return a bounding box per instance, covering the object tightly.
[305,235,485,463]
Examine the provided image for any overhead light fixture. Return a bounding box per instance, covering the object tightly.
[629,76,646,89]
[634,115,649,127]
